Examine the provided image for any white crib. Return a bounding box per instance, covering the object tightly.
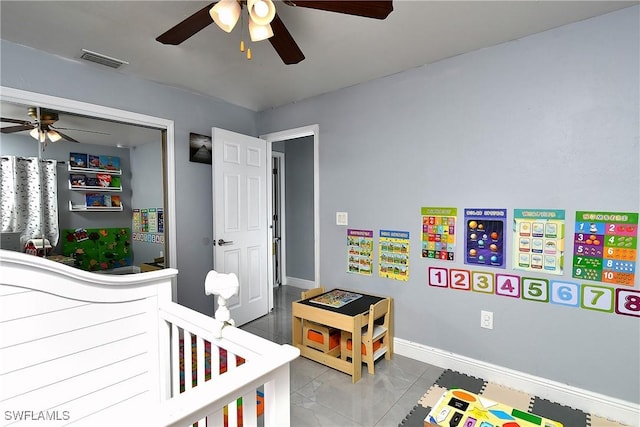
[0,249,299,427]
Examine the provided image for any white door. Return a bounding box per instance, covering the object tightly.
[212,127,270,326]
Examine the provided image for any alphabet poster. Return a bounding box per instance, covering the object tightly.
[379,230,409,281]
[421,207,456,261]
[347,229,373,275]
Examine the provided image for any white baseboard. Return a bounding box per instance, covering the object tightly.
[284,276,315,289]
[394,337,640,426]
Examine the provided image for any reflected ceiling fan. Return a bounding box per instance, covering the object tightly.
[1,107,107,144]
[156,0,393,64]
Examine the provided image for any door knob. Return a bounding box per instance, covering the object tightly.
[218,239,233,246]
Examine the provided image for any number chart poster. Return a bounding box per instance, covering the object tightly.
[347,229,373,276]
[573,211,638,286]
[464,208,506,268]
[513,209,565,275]
[379,230,410,281]
[421,207,456,261]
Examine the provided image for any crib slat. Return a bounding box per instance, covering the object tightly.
[185,331,193,392]
[241,389,258,427]
[196,336,205,386]
[171,323,180,396]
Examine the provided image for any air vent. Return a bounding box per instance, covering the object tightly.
[80,49,129,69]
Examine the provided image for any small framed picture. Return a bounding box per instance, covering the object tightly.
[189,133,212,164]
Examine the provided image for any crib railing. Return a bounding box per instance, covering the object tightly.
[156,301,299,427]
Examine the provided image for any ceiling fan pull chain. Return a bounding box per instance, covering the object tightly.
[247,47,252,60]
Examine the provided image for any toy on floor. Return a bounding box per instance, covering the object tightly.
[425,388,563,427]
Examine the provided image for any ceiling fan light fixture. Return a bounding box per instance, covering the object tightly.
[47,130,62,143]
[248,20,273,42]
[210,0,241,33]
[248,0,275,26]
[29,127,40,141]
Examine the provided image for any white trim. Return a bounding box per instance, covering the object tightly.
[394,337,640,426]
[261,125,319,287]
[272,151,286,288]
[284,276,316,290]
[0,86,178,301]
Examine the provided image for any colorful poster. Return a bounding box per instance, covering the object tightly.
[378,230,409,281]
[148,208,158,233]
[347,229,373,275]
[132,209,141,233]
[513,209,565,275]
[157,208,164,233]
[421,207,456,261]
[464,208,506,268]
[573,211,638,286]
[141,208,149,232]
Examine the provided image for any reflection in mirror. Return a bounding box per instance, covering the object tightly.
[1,100,167,274]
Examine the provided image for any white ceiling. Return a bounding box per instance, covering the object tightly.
[2,1,637,112]
[1,1,637,145]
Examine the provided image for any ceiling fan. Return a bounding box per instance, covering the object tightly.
[1,107,106,144]
[156,0,394,64]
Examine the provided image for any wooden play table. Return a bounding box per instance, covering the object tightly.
[292,289,393,383]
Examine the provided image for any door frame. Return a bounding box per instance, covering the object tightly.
[271,151,286,287]
[261,124,319,309]
[1,86,178,298]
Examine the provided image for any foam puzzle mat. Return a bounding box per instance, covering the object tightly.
[398,369,631,427]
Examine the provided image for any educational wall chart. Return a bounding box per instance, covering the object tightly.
[464,208,506,268]
[513,209,565,275]
[347,229,373,276]
[421,207,456,261]
[379,230,410,281]
[132,207,165,245]
[572,211,638,286]
[427,266,640,318]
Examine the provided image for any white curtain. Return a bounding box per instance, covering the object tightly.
[0,156,59,248]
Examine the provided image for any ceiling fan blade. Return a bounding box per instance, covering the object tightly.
[156,2,217,45]
[54,131,79,143]
[269,14,305,65]
[1,117,33,126]
[51,126,110,135]
[286,1,393,19]
[1,125,34,134]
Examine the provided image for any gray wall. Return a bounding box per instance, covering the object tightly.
[130,139,164,265]
[283,136,315,282]
[1,39,258,316]
[257,7,640,403]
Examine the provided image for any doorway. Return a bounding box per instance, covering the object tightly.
[1,87,178,297]
[262,124,319,302]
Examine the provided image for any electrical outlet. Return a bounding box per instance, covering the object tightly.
[481,310,493,330]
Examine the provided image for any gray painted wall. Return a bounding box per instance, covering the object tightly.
[130,139,165,265]
[283,136,315,281]
[1,39,258,316]
[257,8,640,403]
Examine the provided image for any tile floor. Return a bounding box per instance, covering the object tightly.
[240,285,445,427]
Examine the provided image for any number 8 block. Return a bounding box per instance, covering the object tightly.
[616,288,640,317]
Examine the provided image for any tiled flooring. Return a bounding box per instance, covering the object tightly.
[240,285,445,427]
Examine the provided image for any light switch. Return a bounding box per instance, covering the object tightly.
[336,212,348,226]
